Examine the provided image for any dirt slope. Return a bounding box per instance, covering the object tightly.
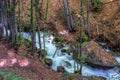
[19,0,120,46]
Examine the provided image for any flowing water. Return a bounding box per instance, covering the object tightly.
[3,30,120,80]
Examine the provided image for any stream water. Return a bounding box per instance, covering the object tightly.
[3,30,120,80]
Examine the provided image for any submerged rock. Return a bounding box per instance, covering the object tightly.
[63,61,71,68]
[57,66,66,73]
[61,49,67,53]
[85,41,118,68]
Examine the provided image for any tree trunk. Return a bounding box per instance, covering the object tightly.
[0,0,7,38]
[31,0,36,53]
[63,0,74,32]
[35,0,42,58]
[79,0,83,75]
[87,0,91,38]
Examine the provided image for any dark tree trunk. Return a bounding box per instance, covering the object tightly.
[79,0,83,75]
[0,0,7,38]
[35,0,43,58]
[87,0,91,38]
[63,0,74,32]
[31,0,36,53]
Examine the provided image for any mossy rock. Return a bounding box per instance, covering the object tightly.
[43,58,52,67]
[13,38,32,51]
[61,49,67,53]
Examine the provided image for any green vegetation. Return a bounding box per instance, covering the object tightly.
[0,70,26,80]
[81,42,87,48]
[91,0,103,13]
[82,32,89,42]
[53,36,63,42]
[42,58,52,66]
[13,35,32,50]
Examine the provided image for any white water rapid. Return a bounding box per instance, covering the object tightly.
[3,30,120,80]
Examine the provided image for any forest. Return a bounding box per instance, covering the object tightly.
[0,0,120,80]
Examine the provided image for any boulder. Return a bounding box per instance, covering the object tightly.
[61,49,67,53]
[85,41,118,68]
[57,66,66,73]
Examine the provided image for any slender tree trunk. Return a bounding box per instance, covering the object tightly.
[79,0,83,74]
[63,0,72,32]
[87,0,91,38]
[35,0,42,59]
[0,0,6,38]
[43,0,49,50]
[63,0,74,32]
[31,0,36,53]
[7,0,16,44]
[13,0,18,42]
[4,0,9,39]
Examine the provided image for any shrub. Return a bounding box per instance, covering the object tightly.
[91,0,103,13]
[0,70,26,80]
[53,36,63,42]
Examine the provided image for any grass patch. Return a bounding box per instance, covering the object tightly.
[0,69,26,80]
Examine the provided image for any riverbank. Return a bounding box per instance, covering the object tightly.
[0,40,106,80]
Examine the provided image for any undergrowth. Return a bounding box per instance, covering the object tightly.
[0,70,26,80]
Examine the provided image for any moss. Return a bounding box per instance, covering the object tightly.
[53,36,63,42]
[81,54,88,64]
[91,0,103,13]
[42,49,47,55]
[13,36,32,51]
[43,58,52,66]
[82,32,89,42]
[81,42,87,48]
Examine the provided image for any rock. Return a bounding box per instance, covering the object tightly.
[57,66,66,73]
[63,61,71,68]
[43,58,52,67]
[85,41,118,68]
[61,49,67,53]
[98,42,106,46]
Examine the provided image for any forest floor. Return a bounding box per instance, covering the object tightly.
[0,41,62,80]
